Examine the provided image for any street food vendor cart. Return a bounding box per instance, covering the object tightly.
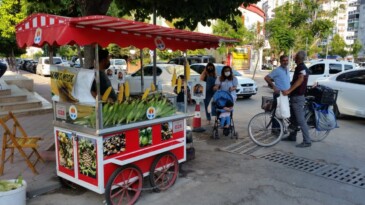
[16,13,238,204]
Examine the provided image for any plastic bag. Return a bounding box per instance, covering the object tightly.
[275,93,290,119]
[313,103,338,131]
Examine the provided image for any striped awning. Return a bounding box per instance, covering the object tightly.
[16,13,239,51]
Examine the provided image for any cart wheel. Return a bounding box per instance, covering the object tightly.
[105,164,143,205]
[149,152,179,192]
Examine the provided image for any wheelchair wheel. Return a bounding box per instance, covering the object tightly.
[305,111,330,142]
[248,112,283,147]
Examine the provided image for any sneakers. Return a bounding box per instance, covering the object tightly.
[296,142,312,148]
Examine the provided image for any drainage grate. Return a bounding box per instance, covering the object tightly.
[260,152,327,174]
[260,152,365,189]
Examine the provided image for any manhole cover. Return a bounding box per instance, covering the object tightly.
[260,152,365,189]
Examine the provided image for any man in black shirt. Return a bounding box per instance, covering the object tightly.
[91,49,117,102]
[283,50,311,148]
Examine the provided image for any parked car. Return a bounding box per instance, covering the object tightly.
[125,64,200,95]
[168,55,216,65]
[17,59,36,73]
[190,63,258,98]
[316,68,365,118]
[36,57,63,76]
[109,59,127,74]
[306,59,356,86]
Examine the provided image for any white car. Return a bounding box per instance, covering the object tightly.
[316,68,365,118]
[109,59,127,74]
[125,64,200,95]
[36,57,63,76]
[190,63,258,98]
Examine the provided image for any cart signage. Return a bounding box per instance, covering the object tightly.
[56,129,75,177]
[55,104,67,120]
[50,67,78,103]
[34,28,42,44]
[191,82,206,100]
[69,105,77,120]
[172,120,184,133]
[154,37,165,50]
[146,107,156,120]
[77,135,98,186]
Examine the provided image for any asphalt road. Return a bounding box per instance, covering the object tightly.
[25,69,365,205]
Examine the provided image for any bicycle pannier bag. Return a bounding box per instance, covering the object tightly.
[313,103,338,131]
[275,93,290,119]
[261,96,274,112]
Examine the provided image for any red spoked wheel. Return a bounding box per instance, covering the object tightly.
[149,152,179,192]
[105,164,143,205]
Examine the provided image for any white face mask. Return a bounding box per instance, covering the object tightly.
[224,72,230,77]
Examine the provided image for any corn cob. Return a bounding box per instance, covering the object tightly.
[142,88,150,100]
[102,87,112,102]
[171,68,177,87]
[151,82,156,92]
[185,60,190,81]
[177,77,182,93]
[124,81,130,100]
[118,84,124,103]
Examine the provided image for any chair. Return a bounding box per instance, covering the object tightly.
[0,111,44,175]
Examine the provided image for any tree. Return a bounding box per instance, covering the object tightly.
[351,39,363,60]
[0,0,27,68]
[330,34,347,58]
[265,1,335,58]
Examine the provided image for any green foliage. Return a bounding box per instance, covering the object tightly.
[351,39,363,59]
[114,0,259,30]
[59,45,77,59]
[330,34,347,57]
[265,0,334,57]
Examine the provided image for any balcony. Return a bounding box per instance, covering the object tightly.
[348,10,360,15]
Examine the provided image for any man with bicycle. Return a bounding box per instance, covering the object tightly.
[264,55,291,135]
[283,51,311,148]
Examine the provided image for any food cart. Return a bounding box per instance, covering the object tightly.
[16,13,237,204]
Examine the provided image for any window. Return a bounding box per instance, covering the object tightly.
[309,63,325,75]
[329,63,342,74]
[344,65,354,70]
[133,66,162,76]
[337,70,365,85]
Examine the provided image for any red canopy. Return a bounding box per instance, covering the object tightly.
[16,13,238,51]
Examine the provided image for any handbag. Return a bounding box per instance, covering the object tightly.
[313,103,338,131]
[275,93,290,119]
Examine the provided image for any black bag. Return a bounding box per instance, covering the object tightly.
[306,85,338,105]
[0,62,7,78]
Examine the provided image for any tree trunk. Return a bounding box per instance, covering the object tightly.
[77,0,112,67]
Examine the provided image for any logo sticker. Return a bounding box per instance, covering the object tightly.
[69,105,77,120]
[146,107,156,120]
[154,37,165,50]
[34,28,42,44]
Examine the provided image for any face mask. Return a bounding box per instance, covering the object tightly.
[106,62,111,68]
[224,72,230,77]
[208,68,214,73]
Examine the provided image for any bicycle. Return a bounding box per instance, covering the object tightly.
[248,95,331,147]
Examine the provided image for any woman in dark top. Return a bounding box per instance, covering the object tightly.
[199,63,217,124]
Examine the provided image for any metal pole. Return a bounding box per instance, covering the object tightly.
[140,49,144,93]
[152,4,157,87]
[95,46,102,130]
[183,51,187,113]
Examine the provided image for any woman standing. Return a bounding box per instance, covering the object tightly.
[214,66,238,101]
[200,63,217,124]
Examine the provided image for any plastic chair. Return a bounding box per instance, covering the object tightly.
[0,112,44,175]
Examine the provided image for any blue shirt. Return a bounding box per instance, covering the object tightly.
[268,66,290,91]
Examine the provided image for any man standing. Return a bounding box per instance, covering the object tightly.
[91,49,117,102]
[264,55,291,135]
[264,55,291,97]
[283,50,311,148]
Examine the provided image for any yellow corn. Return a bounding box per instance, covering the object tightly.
[171,68,177,87]
[151,82,156,92]
[124,81,130,99]
[117,84,124,103]
[142,88,150,100]
[185,60,190,81]
[177,77,182,93]
[102,86,112,102]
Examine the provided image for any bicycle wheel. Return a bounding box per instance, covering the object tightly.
[248,112,283,147]
[305,110,330,142]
